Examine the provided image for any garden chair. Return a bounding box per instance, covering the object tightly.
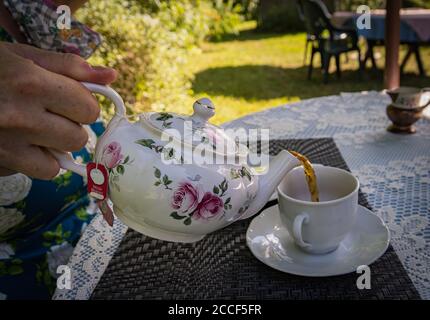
[301,0,362,83]
[296,0,316,66]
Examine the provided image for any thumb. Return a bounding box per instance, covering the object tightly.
[4,42,117,84]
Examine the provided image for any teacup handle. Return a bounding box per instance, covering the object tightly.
[293,213,311,249]
[421,88,430,108]
[49,82,126,178]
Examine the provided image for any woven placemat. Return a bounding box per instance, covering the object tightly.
[91,138,420,300]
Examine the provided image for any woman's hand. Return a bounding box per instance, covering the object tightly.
[0,42,117,179]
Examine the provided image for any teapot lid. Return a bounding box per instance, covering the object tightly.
[140,98,241,156]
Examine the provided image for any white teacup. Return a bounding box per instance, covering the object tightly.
[277,165,359,255]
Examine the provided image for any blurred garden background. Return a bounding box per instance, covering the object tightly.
[78,0,430,124]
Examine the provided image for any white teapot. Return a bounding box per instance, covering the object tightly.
[53,83,300,243]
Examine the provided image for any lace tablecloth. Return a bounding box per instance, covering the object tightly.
[54,91,430,300]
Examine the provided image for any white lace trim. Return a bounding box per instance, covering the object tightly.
[53,215,127,300]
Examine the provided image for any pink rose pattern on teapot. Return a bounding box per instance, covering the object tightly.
[102,141,133,192]
[172,182,200,214]
[152,167,232,226]
[194,192,224,220]
[102,142,123,169]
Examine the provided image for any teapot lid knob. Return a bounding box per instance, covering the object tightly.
[192,98,215,123]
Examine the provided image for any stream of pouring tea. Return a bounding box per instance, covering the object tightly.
[289,151,320,202]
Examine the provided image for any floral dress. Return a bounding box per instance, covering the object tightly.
[0,0,103,300]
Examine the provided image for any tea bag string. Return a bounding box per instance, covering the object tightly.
[95,154,101,171]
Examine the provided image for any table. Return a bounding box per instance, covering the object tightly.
[333,9,430,42]
[91,138,419,299]
[332,9,430,75]
[54,91,430,300]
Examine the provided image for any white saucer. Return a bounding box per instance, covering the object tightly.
[246,205,390,277]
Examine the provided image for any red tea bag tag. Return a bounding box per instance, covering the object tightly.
[87,163,108,200]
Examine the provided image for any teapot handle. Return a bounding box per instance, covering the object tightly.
[49,82,126,178]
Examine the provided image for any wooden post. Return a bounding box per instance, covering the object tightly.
[384,0,402,89]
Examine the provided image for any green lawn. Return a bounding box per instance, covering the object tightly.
[185,21,430,124]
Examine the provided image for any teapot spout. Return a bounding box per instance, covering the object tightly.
[240,150,300,220]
